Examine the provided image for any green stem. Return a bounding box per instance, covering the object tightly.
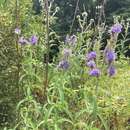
[44,0,50,101]
[15,0,20,99]
[93,78,99,120]
[69,0,80,34]
[15,0,21,124]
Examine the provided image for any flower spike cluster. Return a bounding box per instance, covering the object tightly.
[111,24,122,34]
[14,28,38,45]
[86,51,100,77]
[87,60,96,69]
[110,23,122,41]
[107,66,116,77]
[105,50,116,64]
[104,48,116,77]
[57,60,69,70]
[14,28,21,35]
[87,51,96,61]
[57,48,72,70]
[89,68,101,77]
[65,35,77,46]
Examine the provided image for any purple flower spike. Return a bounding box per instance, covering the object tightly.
[87,60,96,68]
[111,24,122,33]
[29,35,38,45]
[89,68,100,77]
[87,51,97,61]
[108,66,116,77]
[70,35,77,45]
[19,37,28,45]
[65,35,77,46]
[14,28,21,35]
[106,50,116,63]
[63,48,72,58]
[58,60,69,70]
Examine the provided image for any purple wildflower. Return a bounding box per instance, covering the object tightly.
[87,51,97,61]
[19,37,28,45]
[14,28,21,35]
[111,24,122,33]
[105,50,116,63]
[89,68,100,77]
[65,35,77,45]
[108,66,116,77]
[70,35,77,45]
[58,60,69,70]
[87,60,96,68]
[63,48,72,58]
[29,35,38,45]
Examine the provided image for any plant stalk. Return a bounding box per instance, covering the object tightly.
[15,0,20,99]
[15,0,21,124]
[70,0,80,34]
[44,0,49,100]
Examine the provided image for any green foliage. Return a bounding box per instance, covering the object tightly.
[52,0,130,34]
[0,0,130,130]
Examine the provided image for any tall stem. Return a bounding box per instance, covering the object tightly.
[93,78,99,120]
[15,0,20,99]
[98,0,106,26]
[44,0,49,100]
[15,0,21,124]
[70,0,80,34]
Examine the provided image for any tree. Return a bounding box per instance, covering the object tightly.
[32,0,130,34]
